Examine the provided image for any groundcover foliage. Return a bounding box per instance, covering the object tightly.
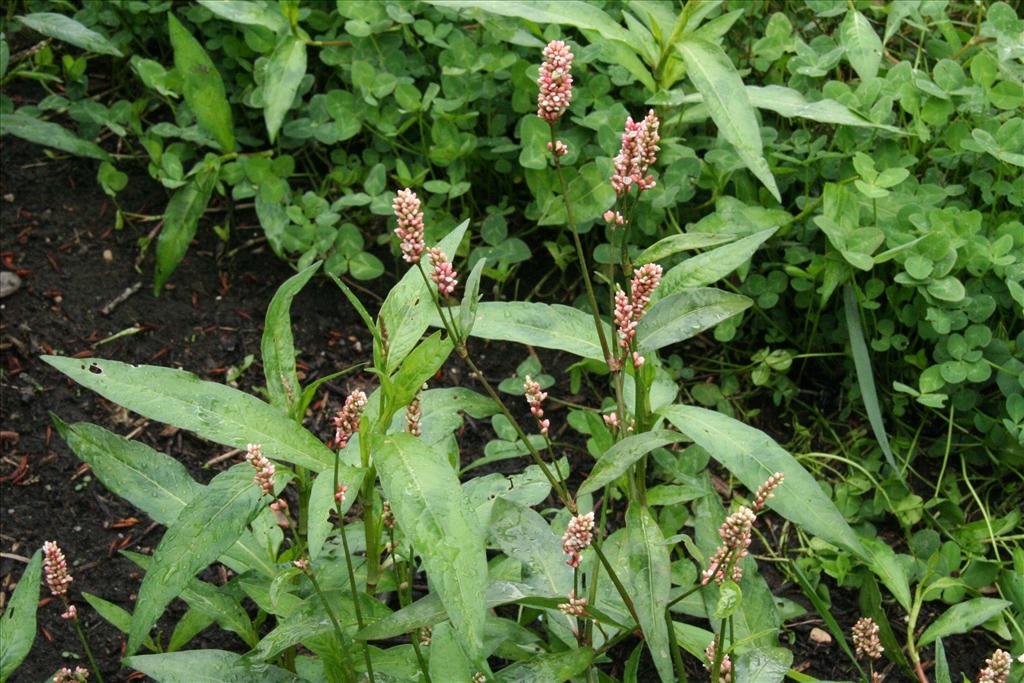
[0,1,1022,682]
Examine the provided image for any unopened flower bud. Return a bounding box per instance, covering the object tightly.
[852,617,884,660]
[42,541,73,597]
[537,41,574,121]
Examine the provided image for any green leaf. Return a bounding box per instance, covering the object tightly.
[263,36,306,142]
[252,590,386,660]
[625,505,674,683]
[168,13,235,152]
[0,113,110,160]
[934,638,952,683]
[789,560,865,678]
[918,597,1011,646]
[379,220,468,374]
[372,435,488,662]
[859,536,912,611]
[127,464,263,655]
[348,251,384,280]
[578,430,688,496]
[496,648,594,683]
[660,405,865,558]
[306,465,364,561]
[840,9,882,81]
[430,0,633,44]
[262,262,320,414]
[18,12,122,56]
[637,288,752,352]
[0,549,41,681]
[490,498,571,598]
[126,650,300,683]
[197,0,288,32]
[745,85,901,132]
[843,285,899,476]
[168,608,214,652]
[675,38,779,201]
[733,647,792,683]
[385,333,453,424]
[56,419,275,577]
[428,622,473,683]
[518,116,550,171]
[636,232,737,264]
[452,302,611,361]
[460,257,486,339]
[927,276,966,302]
[43,357,336,472]
[155,168,217,294]
[83,592,133,634]
[656,227,777,298]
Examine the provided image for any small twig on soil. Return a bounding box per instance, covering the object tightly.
[0,552,30,563]
[100,282,142,316]
[205,448,242,468]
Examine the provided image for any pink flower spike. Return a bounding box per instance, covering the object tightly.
[333,389,368,449]
[53,667,89,683]
[406,385,424,436]
[614,287,636,351]
[524,375,550,436]
[561,511,595,568]
[704,642,733,683]
[547,140,568,157]
[42,541,73,597]
[630,263,662,313]
[603,210,625,225]
[978,650,1012,683]
[428,247,458,297]
[753,472,784,513]
[61,605,77,620]
[246,443,275,496]
[537,40,574,121]
[392,188,425,263]
[558,590,588,616]
[611,110,661,196]
[335,484,349,505]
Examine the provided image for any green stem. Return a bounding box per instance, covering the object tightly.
[334,454,375,681]
[70,607,105,683]
[591,541,642,628]
[306,568,357,682]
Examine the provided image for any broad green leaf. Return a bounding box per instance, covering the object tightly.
[168,14,235,151]
[638,288,752,352]
[44,357,336,472]
[168,608,214,652]
[0,113,110,160]
[518,116,550,171]
[672,621,715,660]
[450,302,611,361]
[356,581,534,641]
[379,220,468,374]
[578,430,688,496]
[625,505,673,683]
[197,0,288,32]
[126,650,299,683]
[263,36,306,142]
[745,85,901,132]
[656,227,777,299]
[918,597,1011,646]
[429,622,473,683]
[252,590,386,660]
[18,12,122,56]
[840,10,882,81]
[155,168,217,294]
[306,465,364,561]
[496,648,594,683]
[56,419,275,577]
[844,286,899,476]
[636,232,736,264]
[661,405,865,558]
[385,332,454,423]
[127,464,263,655]
[490,498,572,598]
[372,435,488,662]
[733,647,793,683]
[859,536,912,611]
[0,549,41,681]
[262,262,320,414]
[430,0,633,44]
[675,38,780,201]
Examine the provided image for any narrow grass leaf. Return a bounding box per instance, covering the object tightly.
[0,113,110,161]
[262,262,320,414]
[0,549,41,681]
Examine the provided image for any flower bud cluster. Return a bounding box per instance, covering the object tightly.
[537,40,574,121]
[704,641,733,683]
[246,443,275,496]
[614,263,663,367]
[852,617,884,660]
[978,649,1012,683]
[547,140,568,157]
[753,472,784,512]
[558,590,588,616]
[611,110,660,195]
[333,389,367,449]
[406,385,424,436]
[523,375,550,436]
[603,210,625,225]
[561,511,595,568]
[702,506,755,585]
[43,540,73,597]
[429,247,458,297]
[393,188,425,263]
[52,667,89,683]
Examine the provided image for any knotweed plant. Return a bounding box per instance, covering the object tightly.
[7,25,989,683]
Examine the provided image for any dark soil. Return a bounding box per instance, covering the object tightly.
[0,136,995,683]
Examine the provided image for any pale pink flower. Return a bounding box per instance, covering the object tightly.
[547,140,568,157]
[613,264,662,367]
[704,642,733,683]
[753,472,784,512]
[603,412,620,431]
[61,605,77,620]
[611,110,661,196]
[42,541,72,597]
[702,506,755,585]
[524,375,550,436]
[428,247,458,297]
[558,590,588,616]
[52,667,89,683]
[852,617,884,660]
[978,649,1012,683]
[406,386,423,436]
[333,389,367,449]
[630,263,662,312]
[293,558,309,570]
[270,497,288,512]
[393,188,425,263]
[562,511,595,568]
[537,40,574,121]
[614,287,636,351]
[335,484,348,505]
[246,443,275,496]
[603,210,625,225]
[382,500,396,529]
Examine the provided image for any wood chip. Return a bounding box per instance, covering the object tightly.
[809,627,833,644]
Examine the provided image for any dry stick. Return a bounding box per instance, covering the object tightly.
[100,282,142,316]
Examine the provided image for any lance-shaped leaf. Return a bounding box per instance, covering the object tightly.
[168,13,235,152]
[44,357,336,472]
[262,262,320,414]
[0,113,110,160]
[578,430,688,496]
[496,647,594,682]
[661,405,866,558]
[918,598,1011,646]
[625,505,673,683]
[429,622,474,683]
[197,0,288,32]
[155,168,217,294]
[636,232,737,264]
[0,549,41,680]
[307,464,364,561]
[637,289,752,353]
[18,12,122,56]
[127,464,263,655]
[429,0,632,43]
[371,434,488,662]
[840,9,882,81]
[263,35,306,142]
[655,227,777,300]
[126,650,300,683]
[675,37,779,201]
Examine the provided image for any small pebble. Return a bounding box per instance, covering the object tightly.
[102,249,113,262]
[809,627,833,644]
[3,193,14,202]
[0,271,22,299]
